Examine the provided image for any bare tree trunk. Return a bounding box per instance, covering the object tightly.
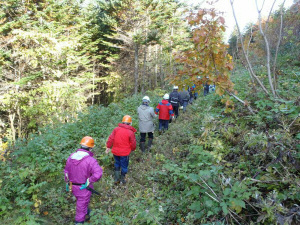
[92,62,95,105]
[9,112,16,142]
[273,2,286,90]
[134,43,139,94]
[170,22,174,76]
[255,0,277,98]
[229,0,269,95]
[17,106,22,138]
[160,45,164,88]
[142,46,147,93]
[155,45,158,87]
[148,45,152,89]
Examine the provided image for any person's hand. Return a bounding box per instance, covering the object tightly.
[80,178,90,190]
[105,148,111,154]
[172,116,175,120]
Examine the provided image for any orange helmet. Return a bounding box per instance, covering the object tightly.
[122,115,132,123]
[80,136,95,148]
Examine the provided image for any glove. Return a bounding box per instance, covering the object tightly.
[66,183,69,192]
[172,116,175,120]
[80,178,90,190]
[105,148,111,154]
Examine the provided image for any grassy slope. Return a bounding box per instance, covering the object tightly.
[1,68,299,224]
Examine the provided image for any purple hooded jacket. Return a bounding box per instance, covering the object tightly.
[64,149,102,190]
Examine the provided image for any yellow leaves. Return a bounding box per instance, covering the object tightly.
[0,142,8,161]
[172,147,179,154]
[43,211,49,216]
[230,201,243,213]
[216,87,225,96]
[0,17,6,25]
[226,63,234,71]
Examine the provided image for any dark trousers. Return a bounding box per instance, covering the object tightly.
[172,105,179,117]
[140,132,153,142]
[114,155,129,175]
[159,119,169,131]
[204,84,209,96]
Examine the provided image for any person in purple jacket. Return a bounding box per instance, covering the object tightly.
[64,136,103,224]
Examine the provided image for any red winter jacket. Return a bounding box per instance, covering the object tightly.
[106,123,137,156]
[155,99,174,120]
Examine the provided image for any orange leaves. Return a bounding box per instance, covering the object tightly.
[226,63,234,71]
[171,7,235,111]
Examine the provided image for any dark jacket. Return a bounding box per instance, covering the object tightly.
[169,91,181,106]
[179,90,190,102]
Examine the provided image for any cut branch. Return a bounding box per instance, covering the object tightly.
[226,91,256,114]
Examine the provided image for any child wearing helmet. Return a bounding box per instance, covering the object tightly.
[64,136,103,224]
[155,94,174,134]
[106,115,137,184]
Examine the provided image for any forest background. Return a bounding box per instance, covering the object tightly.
[0,0,299,224]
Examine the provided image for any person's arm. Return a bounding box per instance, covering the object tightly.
[89,159,103,183]
[155,104,160,115]
[106,129,116,148]
[150,107,155,118]
[169,104,174,117]
[129,131,136,151]
[64,159,70,182]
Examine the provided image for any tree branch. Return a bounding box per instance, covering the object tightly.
[229,0,270,96]
[255,0,277,98]
[273,1,286,90]
[226,91,256,114]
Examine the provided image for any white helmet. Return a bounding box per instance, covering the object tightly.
[142,96,150,102]
[173,86,178,90]
[163,93,169,100]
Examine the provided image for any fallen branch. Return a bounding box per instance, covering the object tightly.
[226,91,256,114]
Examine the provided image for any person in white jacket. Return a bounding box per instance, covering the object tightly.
[137,96,156,152]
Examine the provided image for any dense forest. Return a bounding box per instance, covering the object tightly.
[0,0,299,224]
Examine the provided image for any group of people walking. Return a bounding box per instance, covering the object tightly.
[63,86,196,224]
[64,114,137,224]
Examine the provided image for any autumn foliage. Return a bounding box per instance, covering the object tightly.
[171,8,235,110]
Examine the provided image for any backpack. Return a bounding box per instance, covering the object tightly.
[170,93,179,104]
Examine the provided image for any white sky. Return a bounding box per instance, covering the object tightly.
[182,0,295,42]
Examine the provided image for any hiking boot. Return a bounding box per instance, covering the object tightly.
[85,208,91,222]
[120,173,126,184]
[147,138,153,152]
[114,170,120,184]
[140,142,146,153]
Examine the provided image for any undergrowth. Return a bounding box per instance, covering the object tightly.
[0,71,299,224]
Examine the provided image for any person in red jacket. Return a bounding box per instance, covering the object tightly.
[155,94,174,134]
[106,115,136,184]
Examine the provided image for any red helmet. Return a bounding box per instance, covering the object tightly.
[80,136,95,148]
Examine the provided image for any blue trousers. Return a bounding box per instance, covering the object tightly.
[182,100,189,112]
[114,155,129,175]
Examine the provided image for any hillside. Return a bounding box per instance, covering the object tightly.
[1,67,299,224]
